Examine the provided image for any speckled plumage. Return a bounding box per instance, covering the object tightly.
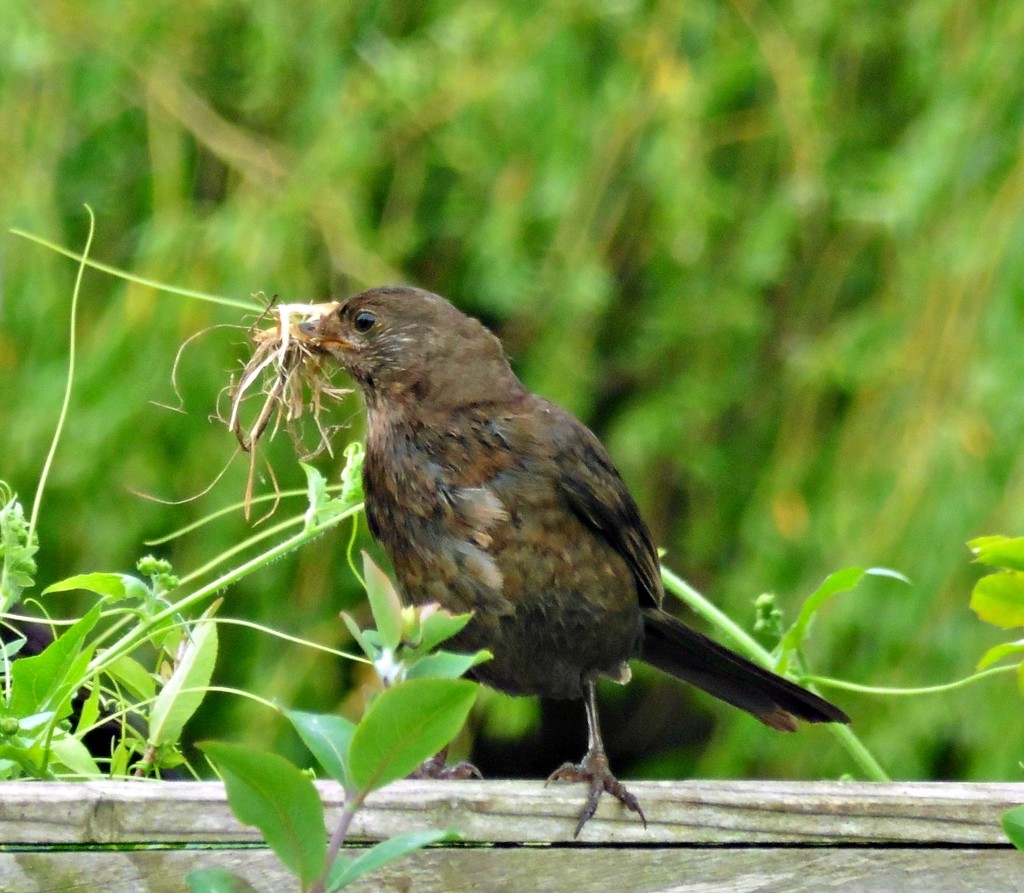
[364,395,646,700]
[301,286,848,834]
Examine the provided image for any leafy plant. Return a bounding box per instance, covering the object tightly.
[8,1,1024,789]
[1003,805,1024,853]
[0,216,223,778]
[3,215,483,890]
[731,533,1024,848]
[964,535,1024,852]
[663,564,899,780]
[0,451,374,780]
[0,483,37,613]
[0,219,368,781]
[969,536,1024,672]
[15,208,1024,870]
[0,495,219,779]
[190,554,486,893]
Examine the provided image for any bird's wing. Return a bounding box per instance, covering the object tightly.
[549,407,664,611]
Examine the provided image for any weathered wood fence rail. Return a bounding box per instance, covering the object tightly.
[0,780,1021,891]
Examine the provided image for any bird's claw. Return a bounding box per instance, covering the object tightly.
[546,747,647,836]
[410,750,482,780]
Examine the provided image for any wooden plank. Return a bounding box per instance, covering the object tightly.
[2,846,1022,893]
[0,780,1020,845]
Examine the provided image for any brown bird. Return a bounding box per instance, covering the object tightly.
[299,286,848,835]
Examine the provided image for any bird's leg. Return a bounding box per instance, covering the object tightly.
[546,680,647,836]
[410,745,482,780]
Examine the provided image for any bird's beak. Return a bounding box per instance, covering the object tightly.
[288,302,342,349]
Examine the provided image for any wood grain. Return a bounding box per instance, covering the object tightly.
[2,846,1022,893]
[0,781,1021,891]
[0,779,1020,845]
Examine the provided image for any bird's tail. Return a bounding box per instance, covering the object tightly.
[640,609,849,731]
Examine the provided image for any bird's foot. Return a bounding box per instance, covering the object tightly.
[546,747,647,836]
[410,750,482,780]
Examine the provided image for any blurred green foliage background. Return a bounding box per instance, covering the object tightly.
[3,1,1024,784]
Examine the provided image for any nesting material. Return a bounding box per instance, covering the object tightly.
[227,301,347,515]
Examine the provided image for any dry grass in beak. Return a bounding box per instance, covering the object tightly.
[226,301,348,516]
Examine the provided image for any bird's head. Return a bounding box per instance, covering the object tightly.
[297,285,523,410]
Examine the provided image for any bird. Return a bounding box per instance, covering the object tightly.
[297,285,849,835]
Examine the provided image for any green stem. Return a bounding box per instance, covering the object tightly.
[315,792,361,893]
[807,664,1014,696]
[659,565,890,782]
[177,512,304,585]
[87,610,145,652]
[831,723,889,781]
[660,566,765,657]
[345,512,364,588]
[85,503,364,681]
[144,486,315,545]
[28,207,95,544]
[9,226,261,312]
[214,616,367,663]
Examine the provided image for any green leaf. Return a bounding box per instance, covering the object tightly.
[286,709,355,787]
[405,649,491,680]
[778,567,908,672]
[970,571,1024,629]
[9,604,101,719]
[0,743,51,778]
[110,740,133,777]
[18,712,56,733]
[199,741,327,887]
[348,678,477,795]
[362,552,403,651]
[156,625,186,660]
[302,462,351,528]
[1002,805,1024,851]
[339,441,365,505]
[187,868,260,893]
[863,566,912,585]
[1,488,37,611]
[155,748,186,770]
[969,536,1024,572]
[148,610,218,748]
[1,637,27,660]
[341,611,377,660]
[416,610,474,653]
[302,462,331,530]
[75,681,102,736]
[777,567,864,668]
[43,572,149,601]
[976,639,1024,670]
[48,730,101,777]
[106,655,157,702]
[326,829,454,891]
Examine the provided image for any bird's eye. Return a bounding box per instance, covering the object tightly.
[354,310,377,333]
